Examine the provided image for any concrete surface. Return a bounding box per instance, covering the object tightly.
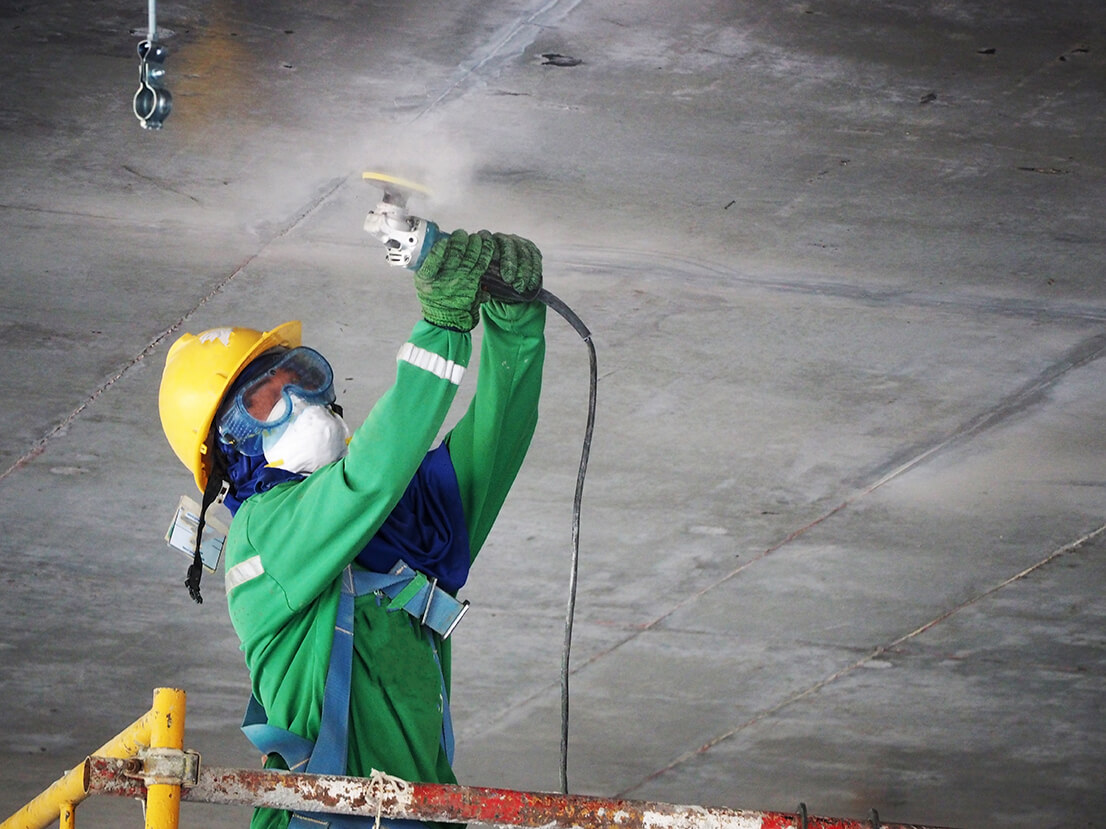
[1,1,1104,827]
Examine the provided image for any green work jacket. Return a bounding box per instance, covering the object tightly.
[222,301,546,829]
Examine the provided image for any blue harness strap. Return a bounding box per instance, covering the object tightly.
[365,560,470,639]
[241,563,465,829]
[241,694,313,772]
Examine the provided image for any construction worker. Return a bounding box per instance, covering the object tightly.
[158,229,546,829]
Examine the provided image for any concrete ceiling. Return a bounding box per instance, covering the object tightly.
[1,2,1104,827]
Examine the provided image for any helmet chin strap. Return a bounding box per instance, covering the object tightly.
[186,440,229,604]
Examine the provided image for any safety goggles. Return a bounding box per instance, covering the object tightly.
[216,346,336,456]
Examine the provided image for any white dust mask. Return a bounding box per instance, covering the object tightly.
[261,393,351,474]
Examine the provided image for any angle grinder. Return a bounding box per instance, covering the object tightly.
[361,171,585,333]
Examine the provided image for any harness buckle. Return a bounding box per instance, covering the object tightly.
[420,577,439,625]
[442,600,471,639]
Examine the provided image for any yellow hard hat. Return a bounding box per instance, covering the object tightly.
[159,322,302,491]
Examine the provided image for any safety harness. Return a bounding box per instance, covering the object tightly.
[241,560,469,829]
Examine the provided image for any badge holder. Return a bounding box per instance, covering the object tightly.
[165,495,228,573]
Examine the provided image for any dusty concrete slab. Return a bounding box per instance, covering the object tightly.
[1,1,1104,828]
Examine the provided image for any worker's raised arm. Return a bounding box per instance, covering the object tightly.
[446,233,547,556]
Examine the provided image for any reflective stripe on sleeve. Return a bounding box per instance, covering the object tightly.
[396,342,465,385]
[225,555,265,592]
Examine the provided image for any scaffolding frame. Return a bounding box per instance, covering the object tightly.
[1,688,957,829]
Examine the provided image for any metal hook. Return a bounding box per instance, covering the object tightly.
[796,802,808,829]
[134,39,172,129]
[869,808,882,829]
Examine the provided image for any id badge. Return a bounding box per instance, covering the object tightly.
[165,495,228,573]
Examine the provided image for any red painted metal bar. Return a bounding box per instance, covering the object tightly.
[85,756,956,829]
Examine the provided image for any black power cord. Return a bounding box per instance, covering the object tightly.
[485,274,597,794]
[543,289,596,795]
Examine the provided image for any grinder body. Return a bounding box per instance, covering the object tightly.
[362,172,445,270]
[362,171,551,308]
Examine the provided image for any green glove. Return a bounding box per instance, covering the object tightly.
[490,233,543,302]
[414,229,495,331]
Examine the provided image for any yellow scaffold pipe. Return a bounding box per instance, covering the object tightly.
[0,688,185,829]
[144,688,186,829]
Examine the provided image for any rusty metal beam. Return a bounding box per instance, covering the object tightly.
[85,756,956,829]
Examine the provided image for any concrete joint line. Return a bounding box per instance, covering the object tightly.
[415,0,585,119]
[617,521,1106,799]
[863,329,1106,491]
[0,176,349,485]
[562,249,1106,323]
[461,330,1106,741]
[588,329,1106,670]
